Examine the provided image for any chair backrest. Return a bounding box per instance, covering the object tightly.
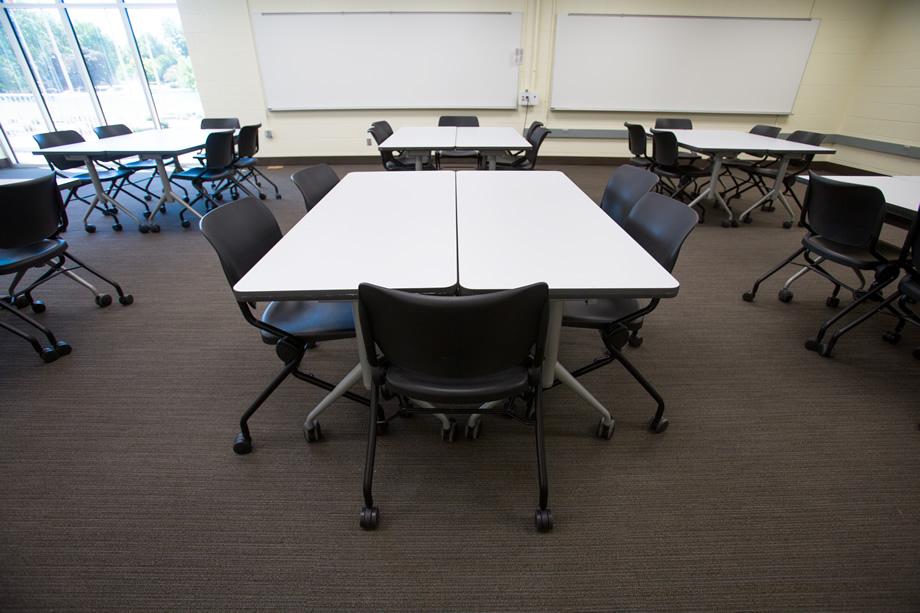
[524,121,544,140]
[650,130,680,168]
[199,198,283,288]
[358,282,548,381]
[369,120,393,143]
[600,165,659,225]
[438,115,479,127]
[200,117,240,129]
[803,172,886,249]
[94,124,132,139]
[786,130,825,164]
[0,173,67,249]
[624,122,648,158]
[237,124,260,158]
[523,126,550,167]
[33,130,86,171]
[750,124,781,138]
[203,131,235,170]
[654,118,693,130]
[621,192,698,273]
[906,215,920,277]
[291,164,339,213]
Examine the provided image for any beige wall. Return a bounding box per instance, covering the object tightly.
[177,0,920,175]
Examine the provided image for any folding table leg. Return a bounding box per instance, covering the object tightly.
[145,155,202,230]
[738,155,796,228]
[686,153,734,226]
[80,156,146,232]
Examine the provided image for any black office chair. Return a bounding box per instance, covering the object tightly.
[524,120,544,141]
[742,173,901,357]
[654,118,693,130]
[1,174,133,360]
[624,122,653,169]
[33,130,134,233]
[357,282,553,532]
[599,164,659,226]
[368,121,434,171]
[436,115,480,166]
[172,131,252,224]
[291,164,339,213]
[199,198,368,454]
[720,124,782,198]
[493,126,551,170]
[816,215,920,359]
[728,130,825,218]
[650,130,710,219]
[562,192,698,437]
[194,117,241,165]
[233,124,281,200]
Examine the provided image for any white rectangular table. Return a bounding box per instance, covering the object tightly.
[234,170,679,435]
[457,170,678,423]
[797,174,920,219]
[456,127,531,170]
[32,129,227,232]
[656,129,835,226]
[379,126,531,170]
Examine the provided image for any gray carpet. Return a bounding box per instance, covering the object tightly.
[1,162,918,611]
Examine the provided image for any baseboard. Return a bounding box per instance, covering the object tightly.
[255,155,872,175]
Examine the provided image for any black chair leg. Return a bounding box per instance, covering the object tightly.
[532,382,553,532]
[360,384,381,530]
[233,352,302,455]
[820,290,903,357]
[0,299,71,362]
[805,276,898,355]
[611,348,668,433]
[254,168,282,199]
[61,253,133,305]
[742,246,807,301]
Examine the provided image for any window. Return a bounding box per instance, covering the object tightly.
[0,0,202,163]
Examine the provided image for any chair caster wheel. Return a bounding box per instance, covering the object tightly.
[150,224,160,233]
[595,418,615,440]
[233,432,252,454]
[797,221,805,228]
[85,224,96,233]
[742,215,752,224]
[144,194,152,201]
[55,341,72,357]
[13,294,30,308]
[882,331,901,344]
[305,421,323,443]
[825,296,840,308]
[181,220,191,228]
[465,420,482,440]
[782,221,793,229]
[731,219,739,228]
[118,294,134,306]
[627,333,643,348]
[275,194,282,200]
[31,300,46,313]
[259,193,267,200]
[139,224,150,234]
[159,205,167,214]
[95,294,112,308]
[721,220,731,228]
[742,291,755,302]
[649,417,669,433]
[535,509,553,532]
[215,194,224,202]
[441,418,457,442]
[805,339,830,356]
[778,289,793,303]
[40,347,60,363]
[360,506,379,530]
[112,223,123,232]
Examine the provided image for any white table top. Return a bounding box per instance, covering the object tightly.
[32,128,226,158]
[0,167,80,190]
[455,171,679,298]
[456,127,531,151]
[798,174,920,214]
[657,129,836,155]
[233,171,458,301]
[378,127,456,150]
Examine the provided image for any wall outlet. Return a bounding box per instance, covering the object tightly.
[519,90,538,107]
[366,136,372,146]
[264,129,273,139]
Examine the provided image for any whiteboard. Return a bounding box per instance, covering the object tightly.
[550,14,819,114]
[251,11,523,110]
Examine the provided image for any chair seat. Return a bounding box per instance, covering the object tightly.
[121,159,158,170]
[385,365,531,405]
[385,160,436,171]
[259,300,355,344]
[234,157,257,168]
[172,167,234,182]
[628,157,653,168]
[803,235,901,270]
[0,239,67,275]
[440,150,478,158]
[899,276,920,302]
[562,297,643,330]
[73,168,133,182]
[655,164,711,178]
